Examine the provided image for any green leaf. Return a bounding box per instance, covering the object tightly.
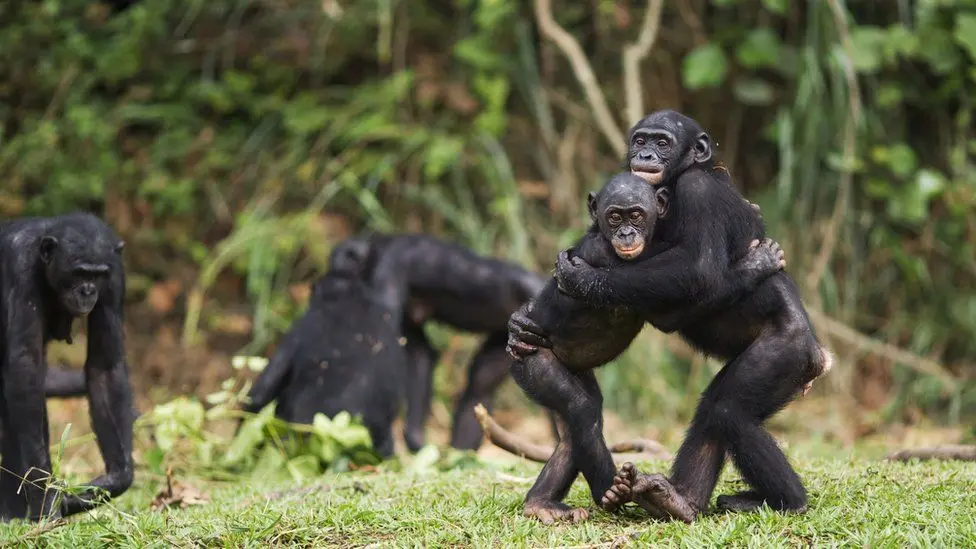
[286,454,321,482]
[736,29,782,69]
[406,444,441,475]
[760,0,787,16]
[916,169,947,200]
[222,403,276,467]
[423,136,464,180]
[848,26,887,73]
[733,77,775,106]
[887,144,918,178]
[711,0,738,6]
[682,43,728,89]
[955,14,976,61]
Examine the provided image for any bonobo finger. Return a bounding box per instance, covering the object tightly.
[749,239,760,249]
[511,328,551,348]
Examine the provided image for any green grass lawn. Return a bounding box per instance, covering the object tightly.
[1,455,974,547]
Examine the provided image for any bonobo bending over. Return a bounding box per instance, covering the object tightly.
[510,110,832,523]
[243,239,407,457]
[0,213,134,522]
[343,233,547,452]
[508,172,786,524]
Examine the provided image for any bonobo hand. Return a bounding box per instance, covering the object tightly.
[506,302,551,359]
[554,250,602,300]
[742,238,786,276]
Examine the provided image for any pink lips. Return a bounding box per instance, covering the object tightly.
[632,169,663,185]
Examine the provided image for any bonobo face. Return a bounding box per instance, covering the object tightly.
[326,238,371,277]
[627,110,712,185]
[589,173,670,260]
[40,235,122,316]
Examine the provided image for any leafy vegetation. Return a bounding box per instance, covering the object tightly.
[0,0,973,450]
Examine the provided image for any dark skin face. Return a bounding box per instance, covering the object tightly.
[40,236,124,316]
[587,173,669,260]
[628,110,712,185]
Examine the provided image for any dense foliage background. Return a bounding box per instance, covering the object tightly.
[2,0,974,443]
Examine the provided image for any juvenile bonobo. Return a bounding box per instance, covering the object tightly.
[508,172,786,524]
[345,233,547,452]
[510,110,832,523]
[0,213,134,522]
[243,239,407,457]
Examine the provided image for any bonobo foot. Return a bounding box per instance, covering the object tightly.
[524,499,589,525]
[601,462,698,523]
[716,490,808,515]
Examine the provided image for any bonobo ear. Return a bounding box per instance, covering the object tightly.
[587,191,599,221]
[39,236,58,264]
[114,240,125,255]
[694,132,712,164]
[655,187,671,219]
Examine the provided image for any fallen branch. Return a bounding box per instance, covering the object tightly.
[534,0,626,157]
[807,309,960,389]
[886,445,976,462]
[622,0,665,127]
[474,404,672,463]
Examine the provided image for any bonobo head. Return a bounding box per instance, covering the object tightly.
[39,223,124,317]
[588,172,670,260]
[327,237,371,277]
[626,109,712,185]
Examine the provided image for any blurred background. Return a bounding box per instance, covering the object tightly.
[2,0,974,457]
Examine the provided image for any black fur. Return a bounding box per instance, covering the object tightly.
[0,213,134,522]
[353,233,546,452]
[244,239,407,458]
[509,110,826,523]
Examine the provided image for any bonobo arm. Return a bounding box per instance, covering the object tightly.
[242,328,301,414]
[505,300,551,359]
[61,269,134,517]
[44,366,88,398]
[1,286,57,520]
[367,247,410,320]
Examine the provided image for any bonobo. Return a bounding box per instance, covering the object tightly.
[0,213,134,522]
[243,239,407,457]
[342,233,547,452]
[510,110,832,523]
[507,172,786,524]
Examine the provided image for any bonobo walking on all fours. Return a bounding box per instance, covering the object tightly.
[338,233,547,452]
[0,213,134,522]
[510,110,833,524]
[243,238,408,457]
[506,171,786,524]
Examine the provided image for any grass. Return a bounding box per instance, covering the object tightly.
[1,452,974,548]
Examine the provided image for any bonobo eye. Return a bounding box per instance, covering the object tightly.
[656,139,669,149]
[630,211,644,223]
[608,213,623,224]
[633,137,646,147]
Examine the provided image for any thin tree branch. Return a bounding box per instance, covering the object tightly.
[622,0,665,127]
[534,0,626,157]
[808,0,863,294]
[887,445,976,462]
[807,309,960,389]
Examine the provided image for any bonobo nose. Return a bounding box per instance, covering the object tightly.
[638,150,654,160]
[80,285,95,297]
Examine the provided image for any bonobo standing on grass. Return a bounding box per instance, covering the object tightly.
[243,239,407,457]
[509,110,832,524]
[343,233,547,452]
[507,172,786,524]
[0,213,134,522]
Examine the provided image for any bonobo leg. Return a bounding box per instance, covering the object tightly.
[402,322,439,452]
[451,331,511,451]
[625,330,811,521]
[510,351,616,523]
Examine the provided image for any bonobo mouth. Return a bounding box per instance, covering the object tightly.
[631,167,664,185]
[613,243,644,260]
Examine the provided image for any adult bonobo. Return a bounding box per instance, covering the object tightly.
[507,172,786,524]
[0,213,134,522]
[345,233,547,452]
[510,110,833,523]
[244,239,408,457]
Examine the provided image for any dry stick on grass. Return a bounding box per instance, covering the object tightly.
[886,445,976,462]
[534,0,626,157]
[473,404,672,463]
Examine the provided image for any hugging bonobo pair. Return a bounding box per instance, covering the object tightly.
[506,110,833,524]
